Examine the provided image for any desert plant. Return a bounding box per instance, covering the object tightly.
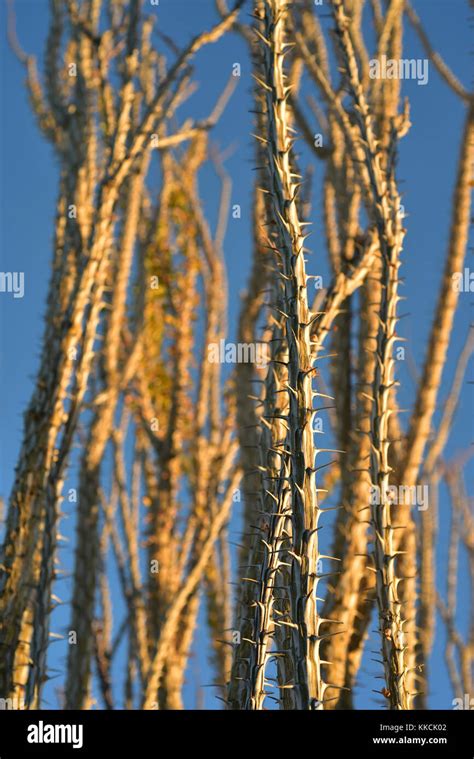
[1,0,472,712]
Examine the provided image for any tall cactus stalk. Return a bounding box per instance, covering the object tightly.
[256,0,327,710]
[331,0,409,709]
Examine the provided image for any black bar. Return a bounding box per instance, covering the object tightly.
[0,709,472,757]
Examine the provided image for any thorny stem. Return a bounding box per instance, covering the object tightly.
[331,0,409,709]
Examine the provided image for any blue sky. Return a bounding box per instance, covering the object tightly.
[0,0,473,709]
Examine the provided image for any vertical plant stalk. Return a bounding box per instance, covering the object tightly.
[325,4,409,703]
[369,194,407,709]
[261,0,327,709]
[229,0,331,710]
[439,466,473,699]
[234,108,271,577]
[402,102,474,487]
[398,101,474,698]
[166,145,231,709]
[415,328,474,706]
[321,256,382,709]
[141,470,241,709]
[331,0,409,709]
[228,4,298,708]
[65,156,148,709]
[144,153,200,709]
[227,224,292,708]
